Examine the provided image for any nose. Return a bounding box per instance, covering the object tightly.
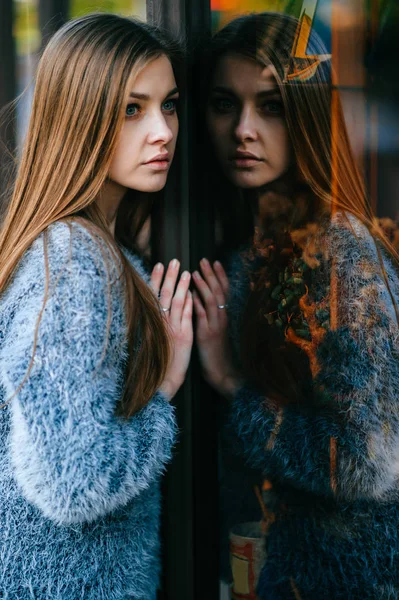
[147,111,174,146]
[234,106,258,143]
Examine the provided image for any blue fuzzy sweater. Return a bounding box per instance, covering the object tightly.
[225,213,399,599]
[0,221,178,600]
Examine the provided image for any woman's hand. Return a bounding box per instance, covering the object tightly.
[192,258,241,399]
[150,259,193,401]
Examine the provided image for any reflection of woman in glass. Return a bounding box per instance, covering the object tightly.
[193,12,399,598]
[0,14,192,599]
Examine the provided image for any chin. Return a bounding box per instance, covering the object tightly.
[230,173,269,189]
[142,183,168,193]
[127,176,168,193]
[229,168,283,190]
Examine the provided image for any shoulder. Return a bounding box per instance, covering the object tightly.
[43,219,122,281]
[324,212,398,281]
[0,222,127,364]
[326,212,377,260]
[323,212,399,326]
[0,220,127,334]
[10,220,122,294]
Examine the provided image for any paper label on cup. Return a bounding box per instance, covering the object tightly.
[230,523,265,599]
[231,555,250,594]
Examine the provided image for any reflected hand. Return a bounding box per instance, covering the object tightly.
[192,258,240,399]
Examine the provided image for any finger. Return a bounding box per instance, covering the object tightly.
[182,290,193,318]
[199,258,225,306]
[159,258,180,311]
[192,270,219,329]
[169,271,191,328]
[192,290,211,340]
[192,289,207,320]
[150,263,164,296]
[213,260,230,298]
[181,290,193,332]
[178,291,193,347]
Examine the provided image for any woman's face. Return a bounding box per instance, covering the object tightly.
[108,54,179,194]
[206,52,292,189]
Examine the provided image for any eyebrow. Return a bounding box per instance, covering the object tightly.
[211,86,280,98]
[129,86,179,100]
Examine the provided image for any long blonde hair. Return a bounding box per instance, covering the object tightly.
[0,13,178,417]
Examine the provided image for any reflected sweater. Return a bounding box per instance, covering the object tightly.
[226,213,399,599]
[0,221,177,600]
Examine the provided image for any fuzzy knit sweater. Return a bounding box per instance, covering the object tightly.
[0,221,178,600]
[225,213,399,600]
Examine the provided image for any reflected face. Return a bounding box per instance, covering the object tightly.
[108,55,179,193]
[206,53,292,189]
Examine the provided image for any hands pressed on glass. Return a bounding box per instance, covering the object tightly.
[150,260,193,401]
[192,258,241,399]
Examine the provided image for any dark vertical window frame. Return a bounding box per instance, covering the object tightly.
[147,1,221,599]
[0,0,16,110]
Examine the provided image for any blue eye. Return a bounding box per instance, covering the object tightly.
[212,97,235,112]
[126,104,139,117]
[263,100,284,115]
[162,99,178,113]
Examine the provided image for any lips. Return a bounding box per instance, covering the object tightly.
[229,151,263,161]
[229,151,264,168]
[144,153,170,164]
[142,153,170,171]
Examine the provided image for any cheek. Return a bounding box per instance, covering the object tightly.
[207,112,231,157]
[122,124,142,152]
[109,127,139,175]
[109,149,123,180]
[109,150,130,179]
[279,128,292,169]
[264,120,291,167]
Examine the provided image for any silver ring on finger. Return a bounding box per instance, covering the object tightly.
[161,306,171,312]
[217,304,229,310]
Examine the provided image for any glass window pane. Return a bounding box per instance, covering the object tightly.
[206,3,399,599]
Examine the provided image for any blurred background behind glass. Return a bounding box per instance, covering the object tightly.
[14,0,146,146]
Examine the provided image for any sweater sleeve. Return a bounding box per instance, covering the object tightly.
[0,229,178,525]
[227,218,399,502]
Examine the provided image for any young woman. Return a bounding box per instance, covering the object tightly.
[193,12,399,599]
[0,13,192,599]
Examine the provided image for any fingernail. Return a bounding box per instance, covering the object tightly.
[171,259,179,268]
[200,257,209,265]
[155,263,163,271]
[214,260,221,267]
[193,271,200,279]
[182,271,190,280]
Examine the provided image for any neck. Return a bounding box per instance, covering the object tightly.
[253,179,315,235]
[96,179,127,237]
